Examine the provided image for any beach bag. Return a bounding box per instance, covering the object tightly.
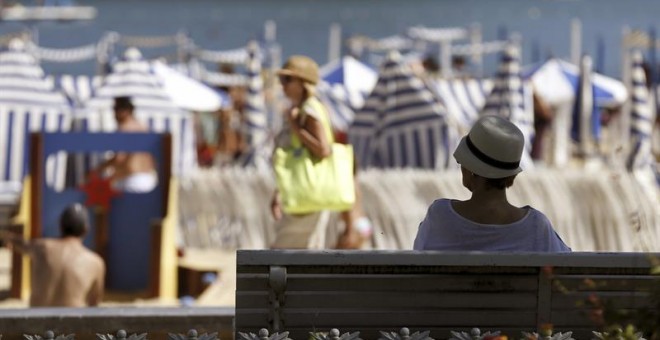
[274,143,355,214]
[274,97,356,214]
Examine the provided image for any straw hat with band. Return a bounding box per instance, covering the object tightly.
[277,55,320,85]
[453,115,524,179]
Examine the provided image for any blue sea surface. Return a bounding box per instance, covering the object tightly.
[1,0,658,78]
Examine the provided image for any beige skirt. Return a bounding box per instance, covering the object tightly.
[271,211,335,249]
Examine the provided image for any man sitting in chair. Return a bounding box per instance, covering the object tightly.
[92,96,158,193]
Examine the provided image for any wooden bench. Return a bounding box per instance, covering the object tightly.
[235,250,659,339]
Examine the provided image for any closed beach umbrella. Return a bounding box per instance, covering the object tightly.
[83,47,196,176]
[481,45,535,169]
[349,51,454,169]
[571,54,598,156]
[0,39,71,191]
[626,50,655,171]
[241,41,271,170]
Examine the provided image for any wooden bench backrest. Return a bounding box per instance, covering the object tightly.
[235,251,659,339]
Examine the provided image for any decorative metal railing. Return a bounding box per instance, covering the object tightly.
[7,327,648,340]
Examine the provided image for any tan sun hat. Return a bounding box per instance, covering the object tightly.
[277,55,320,85]
[453,115,525,179]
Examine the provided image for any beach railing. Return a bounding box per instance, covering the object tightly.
[6,327,649,340]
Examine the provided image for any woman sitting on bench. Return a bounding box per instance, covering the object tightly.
[413,115,571,252]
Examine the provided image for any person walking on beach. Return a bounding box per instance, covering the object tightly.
[413,115,571,252]
[1,204,105,306]
[270,55,358,249]
[91,96,158,193]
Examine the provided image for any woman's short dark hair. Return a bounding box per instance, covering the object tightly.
[484,175,516,190]
[59,204,89,237]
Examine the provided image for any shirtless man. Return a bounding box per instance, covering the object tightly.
[0,204,105,307]
[94,96,158,193]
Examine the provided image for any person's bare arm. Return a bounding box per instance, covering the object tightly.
[87,261,105,306]
[289,109,331,159]
[0,230,34,255]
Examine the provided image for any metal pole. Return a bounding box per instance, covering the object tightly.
[570,18,582,66]
[648,26,657,116]
[620,25,632,159]
[470,23,483,78]
[328,23,342,64]
[440,40,452,79]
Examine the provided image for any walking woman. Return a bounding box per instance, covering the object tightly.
[270,55,359,249]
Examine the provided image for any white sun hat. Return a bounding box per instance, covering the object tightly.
[453,115,525,179]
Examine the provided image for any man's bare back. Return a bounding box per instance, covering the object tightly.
[1,204,105,307]
[110,118,156,176]
[29,238,104,307]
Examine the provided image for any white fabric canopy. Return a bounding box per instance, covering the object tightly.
[152,60,227,112]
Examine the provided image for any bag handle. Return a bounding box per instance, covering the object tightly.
[291,96,335,148]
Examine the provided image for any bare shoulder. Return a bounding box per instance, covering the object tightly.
[80,248,105,270]
[119,119,148,132]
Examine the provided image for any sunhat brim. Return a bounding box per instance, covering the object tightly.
[453,136,523,179]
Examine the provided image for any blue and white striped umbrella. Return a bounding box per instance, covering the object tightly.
[50,74,102,107]
[433,78,494,132]
[240,41,271,170]
[82,47,196,176]
[627,50,656,171]
[0,39,71,191]
[481,45,535,169]
[318,56,377,132]
[349,51,454,169]
[572,54,599,156]
[316,81,357,132]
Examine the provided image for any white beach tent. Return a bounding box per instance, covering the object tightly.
[523,58,628,166]
[524,58,627,108]
[151,60,228,113]
[0,39,71,195]
[81,47,196,176]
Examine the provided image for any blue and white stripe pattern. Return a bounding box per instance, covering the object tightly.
[50,74,102,107]
[481,45,535,169]
[0,39,71,191]
[317,56,377,132]
[627,50,656,171]
[433,78,493,131]
[571,55,599,155]
[241,41,271,170]
[81,47,196,176]
[316,81,359,132]
[349,51,454,169]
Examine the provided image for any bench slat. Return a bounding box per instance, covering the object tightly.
[551,291,652,309]
[283,275,539,292]
[279,310,537,327]
[237,291,537,309]
[551,276,658,291]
